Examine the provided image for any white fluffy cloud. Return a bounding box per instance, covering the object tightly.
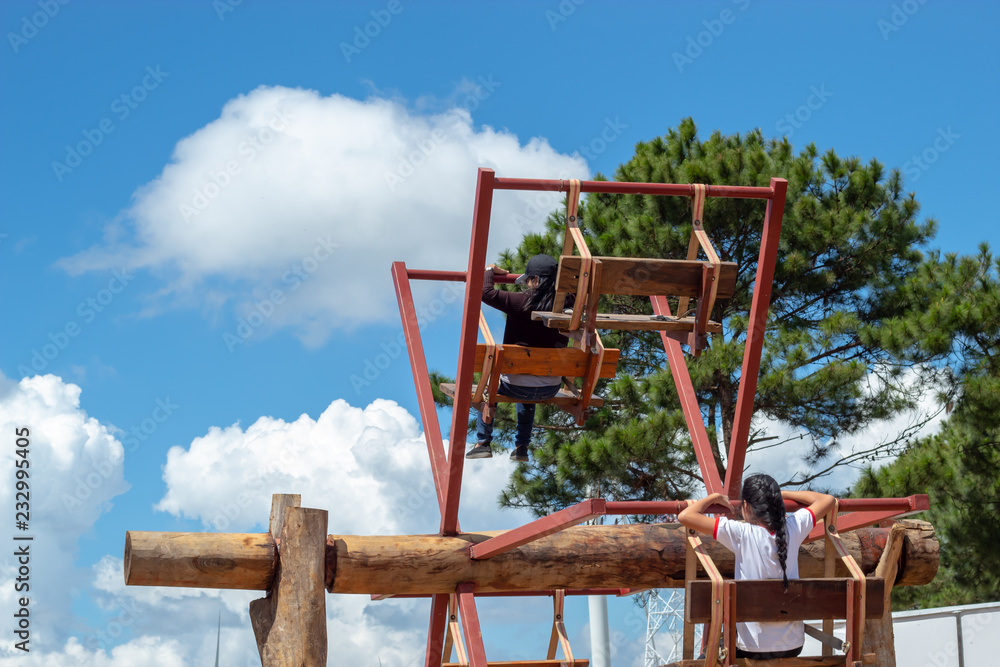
[155,397,535,535]
[741,368,947,491]
[150,397,544,665]
[60,85,589,345]
[0,374,129,657]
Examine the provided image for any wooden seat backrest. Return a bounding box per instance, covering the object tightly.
[557,256,738,299]
[473,344,619,379]
[686,578,885,623]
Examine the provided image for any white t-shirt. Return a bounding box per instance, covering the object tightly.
[713,508,816,652]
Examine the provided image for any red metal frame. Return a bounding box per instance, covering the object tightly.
[390,168,928,666]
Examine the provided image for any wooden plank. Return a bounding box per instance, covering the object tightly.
[664,659,846,667]
[533,311,724,333]
[686,578,885,623]
[447,662,588,667]
[468,344,619,378]
[557,255,738,298]
[439,383,604,408]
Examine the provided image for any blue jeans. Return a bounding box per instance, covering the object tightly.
[475,380,561,447]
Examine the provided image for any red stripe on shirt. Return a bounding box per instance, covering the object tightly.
[806,507,817,526]
[713,516,721,540]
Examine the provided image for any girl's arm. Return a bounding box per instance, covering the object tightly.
[678,493,734,536]
[781,489,836,525]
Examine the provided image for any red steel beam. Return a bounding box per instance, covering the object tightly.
[805,504,930,543]
[724,177,789,497]
[393,262,450,515]
[424,593,449,667]
[382,588,629,600]
[407,269,467,282]
[456,583,489,667]
[651,295,725,496]
[494,178,774,200]
[469,499,607,560]
[441,168,496,535]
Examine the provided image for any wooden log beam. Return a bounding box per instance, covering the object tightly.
[124,531,275,589]
[125,521,937,595]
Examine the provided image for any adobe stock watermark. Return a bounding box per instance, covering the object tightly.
[51,65,169,182]
[877,0,928,41]
[223,236,339,352]
[350,281,465,393]
[903,127,959,183]
[17,268,134,377]
[213,0,244,21]
[384,75,501,192]
[673,0,750,74]
[179,108,294,221]
[775,85,833,138]
[545,0,585,31]
[82,594,145,653]
[123,397,179,453]
[7,0,70,54]
[340,0,409,63]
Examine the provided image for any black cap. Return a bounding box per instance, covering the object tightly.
[515,254,558,284]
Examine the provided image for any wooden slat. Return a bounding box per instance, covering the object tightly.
[469,344,619,379]
[439,384,604,408]
[533,311,723,333]
[444,662,589,667]
[664,659,846,667]
[557,256,738,299]
[686,578,884,623]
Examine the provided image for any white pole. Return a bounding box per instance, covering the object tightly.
[589,594,611,667]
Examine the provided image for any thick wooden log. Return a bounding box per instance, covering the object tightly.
[124,531,274,589]
[326,522,937,595]
[124,521,938,594]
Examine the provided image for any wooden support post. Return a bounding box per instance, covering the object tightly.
[862,522,907,667]
[249,494,329,667]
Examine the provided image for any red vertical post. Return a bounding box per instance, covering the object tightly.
[393,262,453,514]
[724,177,787,498]
[440,168,495,535]
[651,295,725,496]
[456,583,489,667]
[424,593,449,667]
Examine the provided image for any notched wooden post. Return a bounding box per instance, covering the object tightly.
[249,494,328,667]
[862,521,909,667]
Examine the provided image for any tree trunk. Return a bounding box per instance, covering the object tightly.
[125,521,938,595]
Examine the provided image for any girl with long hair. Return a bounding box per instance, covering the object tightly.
[678,474,836,660]
[465,254,572,462]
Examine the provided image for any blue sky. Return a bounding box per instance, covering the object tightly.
[0,1,997,664]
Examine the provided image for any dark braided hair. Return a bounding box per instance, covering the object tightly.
[741,473,790,590]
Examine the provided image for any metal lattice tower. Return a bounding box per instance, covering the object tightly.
[644,589,701,667]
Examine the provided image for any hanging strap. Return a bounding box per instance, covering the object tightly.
[688,533,724,667]
[677,184,722,322]
[545,590,575,661]
[554,180,592,332]
[444,594,469,666]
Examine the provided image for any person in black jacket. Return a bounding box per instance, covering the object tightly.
[466,254,570,462]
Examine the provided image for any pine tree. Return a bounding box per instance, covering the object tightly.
[436,119,937,515]
[854,248,1000,607]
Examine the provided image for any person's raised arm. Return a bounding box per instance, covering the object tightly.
[781,489,836,526]
[678,493,734,536]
